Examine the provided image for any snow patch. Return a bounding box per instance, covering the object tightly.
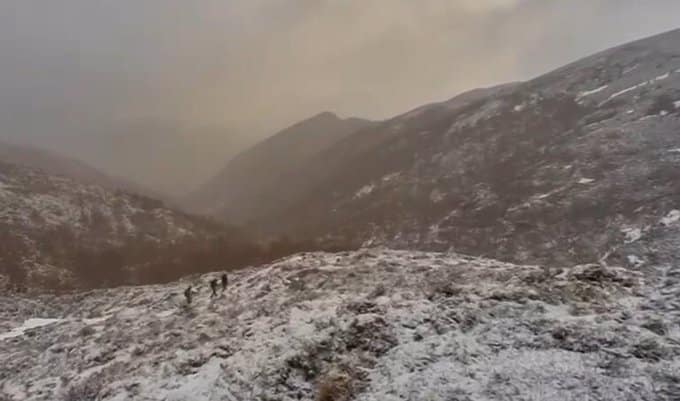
[532,188,563,201]
[604,72,671,103]
[381,172,400,182]
[354,184,375,199]
[576,85,608,99]
[621,227,642,243]
[674,100,680,109]
[622,64,639,75]
[608,83,645,100]
[429,189,445,203]
[446,99,503,134]
[660,210,680,226]
[578,178,595,185]
[626,254,645,267]
[155,310,175,319]
[0,318,61,341]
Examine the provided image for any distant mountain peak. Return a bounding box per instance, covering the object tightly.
[0,140,162,200]
[310,110,340,120]
[187,111,374,223]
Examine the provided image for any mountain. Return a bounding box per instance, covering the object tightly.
[0,140,158,199]
[247,28,680,268]
[0,160,225,290]
[189,112,374,225]
[2,247,679,400]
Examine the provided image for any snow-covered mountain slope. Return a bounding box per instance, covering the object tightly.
[0,161,221,289]
[247,28,680,267]
[1,248,679,400]
[0,140,161,200]
[188,112,373,225]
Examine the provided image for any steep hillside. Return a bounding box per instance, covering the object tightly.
[189,112,373,225]
[2,248,679,400]
[255,28,680,267]
[0,141,158,199]
[0,161,223,289]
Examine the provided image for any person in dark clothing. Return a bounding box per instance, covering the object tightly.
[221,273,228,292]
[184,286,193,305]
[209,279,219,298]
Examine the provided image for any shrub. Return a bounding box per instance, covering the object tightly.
[61,373,105,401]
[78,326,96,337]
[316,372,352,401]
[648,94,676,115]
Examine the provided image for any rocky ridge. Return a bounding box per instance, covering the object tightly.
[1,248,679,400]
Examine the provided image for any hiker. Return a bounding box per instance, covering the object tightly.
[210,278,219,298]
[221,273,228,292]
[184,286,193,305]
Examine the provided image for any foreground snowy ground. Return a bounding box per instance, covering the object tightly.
[1,249,679,400]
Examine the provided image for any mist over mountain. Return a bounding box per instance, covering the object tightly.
[0,140,151,196]
[64,122,255,198]
[189,112,374,224]
[2,122,254,199]
[3,1,680,199]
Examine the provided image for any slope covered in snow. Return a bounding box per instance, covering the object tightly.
[0,140,161,200]
[236,28,680,269]
[0,161,222,290]
[1,249,678,400]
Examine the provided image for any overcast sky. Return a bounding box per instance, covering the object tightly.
[1,0,680,153]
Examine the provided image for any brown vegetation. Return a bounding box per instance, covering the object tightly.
[0,223,357,291]
[316,371,353,401]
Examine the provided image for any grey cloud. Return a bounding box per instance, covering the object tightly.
[1,0,679,191]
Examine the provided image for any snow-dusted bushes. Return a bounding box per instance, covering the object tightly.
[3,249,679,400]
[61,373,105,401]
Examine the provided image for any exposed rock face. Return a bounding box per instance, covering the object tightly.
[237,29,680,267]
[1,249,678,400]
[0,161,220,289]
[188,112,373,225]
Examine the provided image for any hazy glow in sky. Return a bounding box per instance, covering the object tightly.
[1,0,679,153]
